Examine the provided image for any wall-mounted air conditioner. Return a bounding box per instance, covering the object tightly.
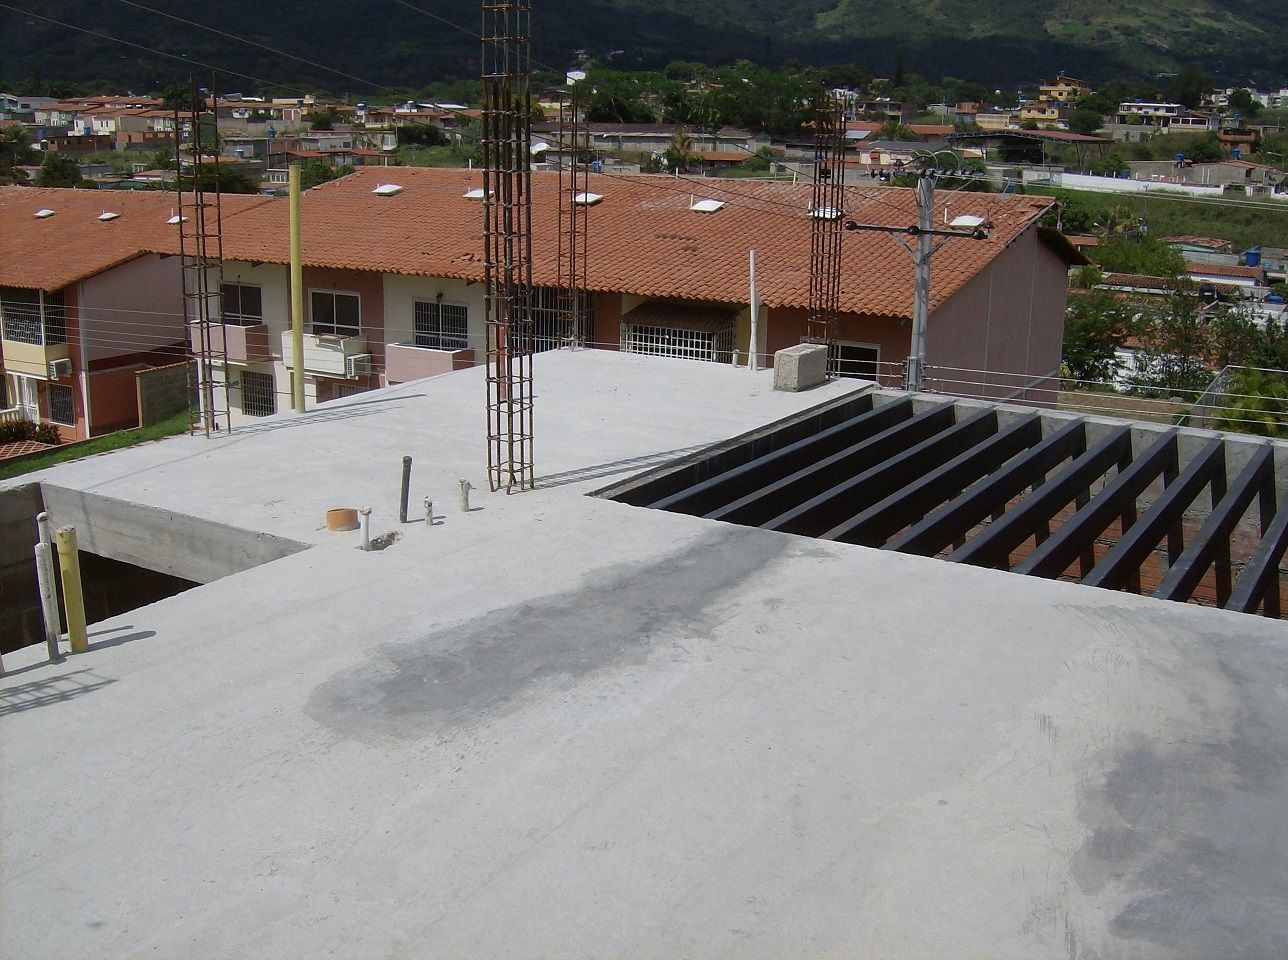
[345,354,373,379]
[48,358,73,379]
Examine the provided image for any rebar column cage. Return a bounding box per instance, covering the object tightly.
[173,75,231,437]
[805,92,846,373]
[556,76,590,349]
[481,0,535,493]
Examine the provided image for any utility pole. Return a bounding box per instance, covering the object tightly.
[845,152,991,392]
[909,170,934,392]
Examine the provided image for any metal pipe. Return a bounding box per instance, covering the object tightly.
[908,172,934,392]
[424,497,434,526]
[359,507,372,551]
[289,163,306,414]
[748,249,759,372]
[34,542,64,662]
[54,526,88,653]
[459,478,473,512]
[399,456,413,523]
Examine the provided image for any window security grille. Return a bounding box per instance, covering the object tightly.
[530,287,594,351]
[413,301,469,350]
[621,323,734,363]
[48,383,74,425]
[239,370,276,417]
[310,291,360,337]
[221,284,263,325]
[43,290,67,344]
[1,287,42,345]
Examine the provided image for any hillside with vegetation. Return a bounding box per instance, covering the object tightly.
[2,0,1284,94]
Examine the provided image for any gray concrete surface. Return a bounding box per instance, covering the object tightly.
[2,351,1285,959]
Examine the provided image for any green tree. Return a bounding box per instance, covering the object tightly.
[1166,66,1214,110]
[1094,235,1184,276]
[1,122,38,183]
[1062,290,1135,382]
[161,81,205,112]
[1068,108,1104,136]
[1227,88,1262,118]
[179,165,260,194]
[36,151,82,187]
[1213,369,1288,437]
[299,160,355,189]
[307,106,342,130]
[1186,132,1223,163]
[1127,293,1212,397]
[662,125,698,172]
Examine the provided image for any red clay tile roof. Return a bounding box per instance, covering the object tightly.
[694,151,750,163]
[174,166,1054,318]
[0,187,272,290]
[1161,235,1231,249]
[1184,261,1265,279]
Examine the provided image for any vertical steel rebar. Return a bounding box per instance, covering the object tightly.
[481,1,535,493]
[805,92,846,374]
[557,74,590,349]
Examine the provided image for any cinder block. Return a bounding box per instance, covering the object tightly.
[773,343,829,392]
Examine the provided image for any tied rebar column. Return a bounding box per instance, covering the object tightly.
[805,92,846,374]
[481,1,535,493]
[556,73,589,349]
[174,74,231,437]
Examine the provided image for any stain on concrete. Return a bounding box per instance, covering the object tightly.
[306,527,791,743]
[1068,608,1288,958]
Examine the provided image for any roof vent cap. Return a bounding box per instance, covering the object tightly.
[167,213,187,224]
[949,214,986,229]
[35,208,55,219]
[574,192,603,205]
[689,198,725,213]
[371,183,404,196]
[98,211,121,221]
[809,206,841,220]
[463,187,491,199]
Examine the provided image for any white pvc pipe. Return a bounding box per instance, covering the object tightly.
[36,510,54,547]
[359,507,372,551]
[34,542,64,662]
[748,249,760,372]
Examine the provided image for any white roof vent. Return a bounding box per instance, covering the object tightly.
[371,183,404,196]
[809,206,841,220]
[949,214,986,230]
[463,187,490,199]
[34,208,55,219]
[98,211,121,222]
[531,141,551,155]
[574,192,603,205]
[689,198,725,213]
[166,214,187,224]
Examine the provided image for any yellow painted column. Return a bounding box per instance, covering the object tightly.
[289,163,306,414]
[55,526,88,654]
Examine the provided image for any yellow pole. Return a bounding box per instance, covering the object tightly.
[54,526,88,654]
[289,163,306,414]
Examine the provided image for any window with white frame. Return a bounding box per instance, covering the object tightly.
[413,300,469,350]
[48,383,74,425]
[221,283,263,325]
[310,290,360,337]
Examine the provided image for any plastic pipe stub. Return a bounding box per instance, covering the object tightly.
[326,507,360,532]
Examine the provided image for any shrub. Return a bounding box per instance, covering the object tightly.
[0,420,62,445]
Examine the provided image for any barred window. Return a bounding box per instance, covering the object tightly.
[310,291,360,337]
[222,284,263,325]
[413,300,469,350]
[1,287,42,344]
[240,370,276,417]
[48,383,74,425]
[43,290,67,344]
[834,343,879,380]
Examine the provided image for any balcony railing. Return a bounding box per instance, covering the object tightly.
[385,343,475,383]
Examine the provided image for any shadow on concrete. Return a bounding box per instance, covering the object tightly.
[229,393,427,437]
[88,630,156,652]
[0,669,117,716]
[89,624,133,638]
[535,444,711,489]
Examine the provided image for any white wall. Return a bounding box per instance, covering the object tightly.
[382,275,488,356]
[221,262,291,343]
[79,253,185,361]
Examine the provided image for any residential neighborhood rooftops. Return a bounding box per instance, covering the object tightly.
[138,166,1065,319]
[1184,261,1267,280]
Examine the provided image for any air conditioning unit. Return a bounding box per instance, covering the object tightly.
[48,358,73,379]
[345,353,373,379]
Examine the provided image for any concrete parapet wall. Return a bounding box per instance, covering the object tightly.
[136,361,194,428]
[39,484,307,584]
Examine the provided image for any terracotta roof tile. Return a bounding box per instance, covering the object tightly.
[174,166,1052,319]
[0,187,272,291]
[1184,261,1265,279]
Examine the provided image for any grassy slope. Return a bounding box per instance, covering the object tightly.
[0,411,190,482]
[1031,187,1288,251]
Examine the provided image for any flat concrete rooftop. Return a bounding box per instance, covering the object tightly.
[2,351,1286,958]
